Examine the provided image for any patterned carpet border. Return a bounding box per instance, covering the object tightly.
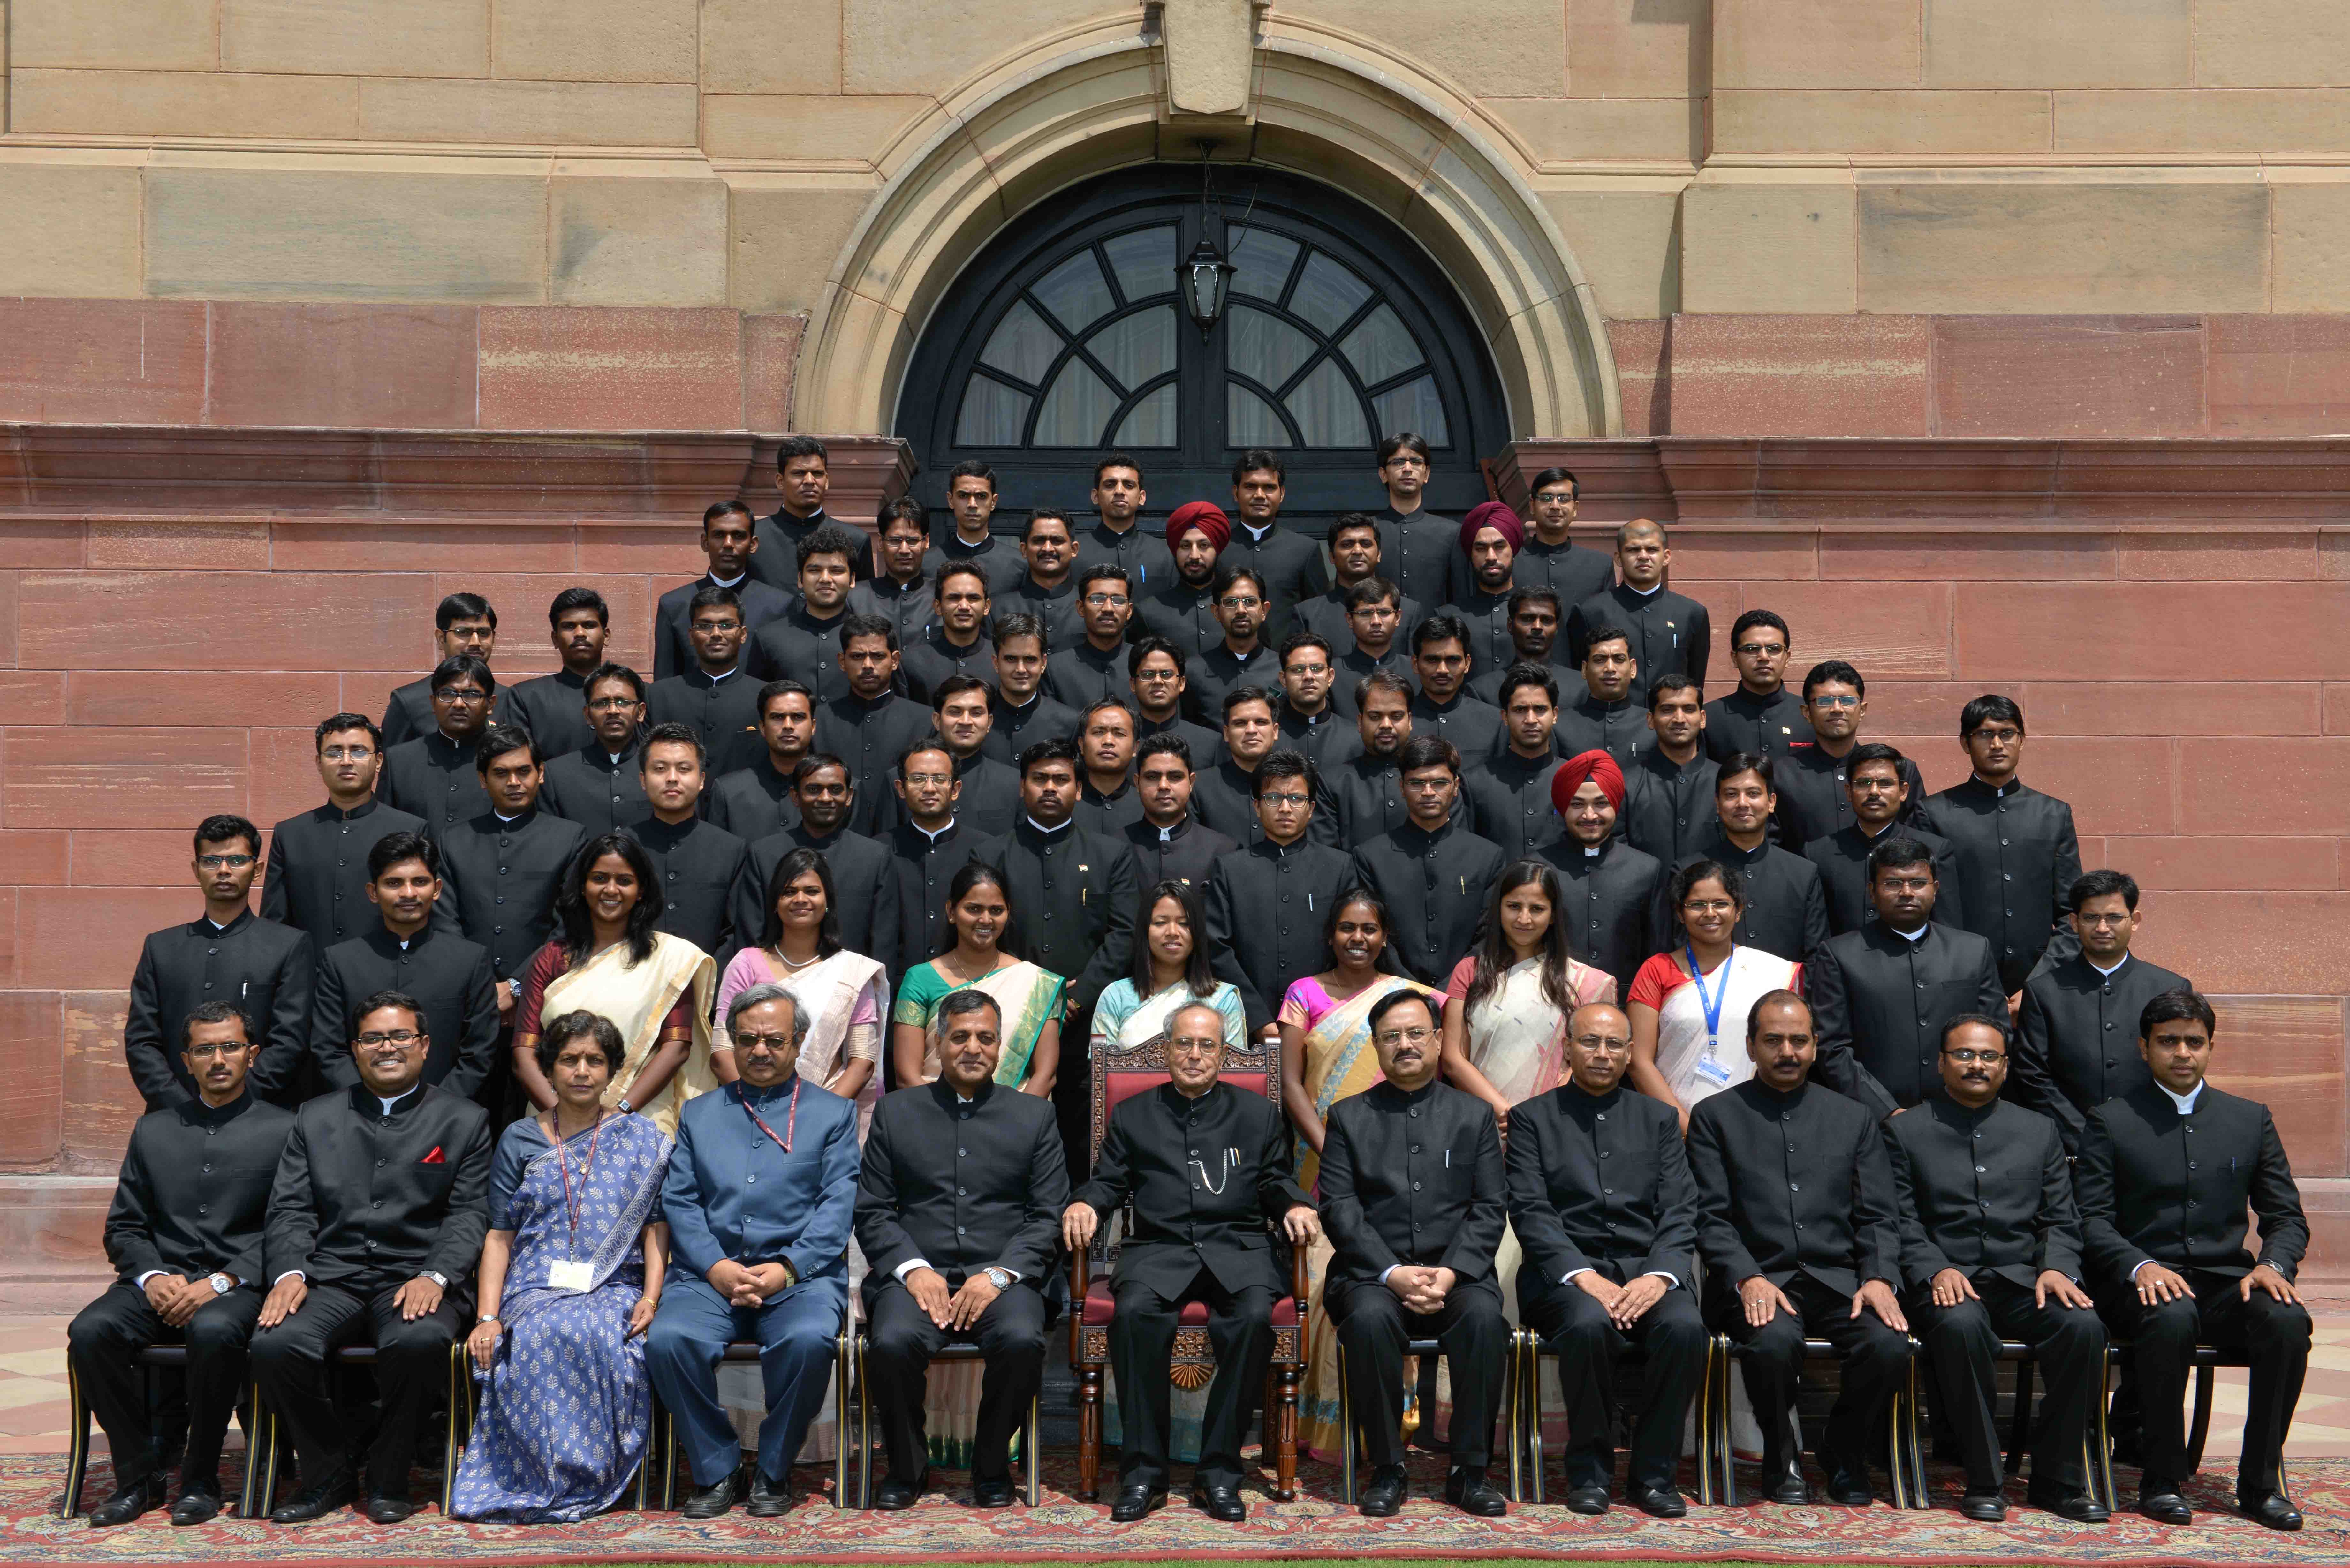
[15,1452,2345,1568]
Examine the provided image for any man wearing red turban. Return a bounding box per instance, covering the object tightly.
[1440,500,1525,670]
[1165,500,1231,555]
[1549,747,1626,816]
[1137,502,1231,663]
[1537,748,1662,992]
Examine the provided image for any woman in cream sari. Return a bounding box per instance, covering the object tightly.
[513,833,716,1137]
[1438,861,1618,1450]
[1274,889,1429,1463]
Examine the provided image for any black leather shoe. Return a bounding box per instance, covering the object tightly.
[2137,1491,2192,1526]
[87,1476,160,1528]
[2243,1492,2303,1532]
[1565,1483,1611,1515]
[1109,1485,1166,1522]
[1629,1483,1687,1518]
[2026,1486,2109,1524]
[973,1477,1017,1509]
[680,1469,744,1520]
[1959,1492,2006,1522]
[747,1471,793,1518]
[169,1487,221,1527]
[1764,1455,1811,1506]
[1190,1482,1246,1521]
[363,1493,415,1525]
[267,1471,357,1524]
[1358,1467,1407,1517]
[1823,1458,1874,1508]
[872,1473,926,1511]
[1445,1468,1507,1517]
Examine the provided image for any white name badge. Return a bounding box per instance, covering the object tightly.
[548,1260,594,1292]
[1692,1055,1735,1088]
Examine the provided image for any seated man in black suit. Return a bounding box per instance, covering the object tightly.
[2075,988,2311,1530]
[1686,990,1913,1507]
[1507,1001,1706,1518]
[70,1006,296,1527]
[1064,1001,1317,1522]
[250,990,493,1525]
[1319,989,1510,1519]
[855,990,1067,1510]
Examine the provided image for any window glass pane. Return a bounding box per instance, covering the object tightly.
[1226,304,1315,392]
[977,299,1061,386]
[1338,303,1424,385]
[1031,249,1116,334]
[1032,358,1117,447]
[1226,383,1292,448]
[1101,225,1176,304]
[1286,359,1371,448]
[1114,383,1179,447]
[1086,306,1177,391]
[1227,227,1300,300]
[1371,374,1449,446]
[1290,252,1374,335]
[954,378,1031,446]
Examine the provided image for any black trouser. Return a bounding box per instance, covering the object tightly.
[67,1279,260,1493]
[1110,1264,1272,1492]
[1522,1274,1709,1493]
[865,1276,1046,1485]
[1330,1274,1509,1472]
[1719,1272,1913,1474]
[1909,1271,2105,1496]
[248,1278,464,1497]
[2096,1267,2311,1502]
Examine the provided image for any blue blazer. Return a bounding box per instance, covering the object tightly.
[662,1077,860,1285]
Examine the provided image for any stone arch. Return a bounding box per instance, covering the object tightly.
[791,26,1620,441]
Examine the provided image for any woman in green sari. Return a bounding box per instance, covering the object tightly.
[1274,889,1430,1463]
[891,862,1064,1095]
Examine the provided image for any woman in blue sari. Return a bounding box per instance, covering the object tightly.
[450,1010,674,1523]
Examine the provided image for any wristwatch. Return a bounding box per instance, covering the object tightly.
[423,1271,449,1289]
[984,1267,1012,1291]
[616,1097,634,1115]
[208,1273,232,1296]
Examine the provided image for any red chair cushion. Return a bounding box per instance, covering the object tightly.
[1103,1070,1270,1118]
[1082,1279,1298,1327]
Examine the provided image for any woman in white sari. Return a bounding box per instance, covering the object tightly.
[512,833,717,1138]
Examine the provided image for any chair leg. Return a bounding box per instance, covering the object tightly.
[1025,1392,1042,1508]
[1075,1363,1101,1502]
[2006,1355,2035,1482]
[857,1335,874,1510]
[1338,1344,1355,1506]
[2186,1361,2215,1476]
[1692,1336,1713,1508]
[2088,1352,2116,1515]
[440,1343,463,1517]
[1503,1332,1521,1504]
[1273,1362,1300,1503]
[832,1334,850,1510]
[59,1359,89,1519]
[1525,1336,1546,1507]
[1712,1338,1737,1508]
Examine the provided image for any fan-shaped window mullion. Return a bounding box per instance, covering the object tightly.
[1227,372,1307,448]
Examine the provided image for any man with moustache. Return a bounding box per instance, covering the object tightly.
[630,723,748,958]
[1539,751,1667,996]
[1298,515,1423,659]
[655,504,792,682]
[1808,837,2009,1119]
[979,615,1080,765]
[815,616,932,835]
[250,992,494,1523]
[1370,434,1456,611]
[380,656,497,841]
[1312,673,1419,847]
[1206,752,1362,1043]
[925,676,1022,837]
[1507,1002,1706,1518]
[264,714,433,954]
[1320,989,1511,1519]
[1127,637,1226,766]
[857,991,1069,1509]
[1123,737,1239,889]
[888,742,986,967]
[2012,871,2191,1155]
[1618,676,1719,865]
[1406,616,1502,762]
[1686,991,1913,1508]
[849,499,938,649]
[1222,452,1327,641]
[1065,1002,1317,1521]
[1564,521,1710,699]
[1331,580,1417,720]
[71,1008,296,1527]
[1183,568,1281,725]
[126,815,313,1110]
[649,588,765,778]
[1703,611,1813,765]
[1464,665,1568,861]
[436,726,587,1055]
[901,563,998,704]
[538,663,651,835]
[1000,511,1087,653]
[1186,688,1283,845]
[707,681,816,843]
[1548,623,1646,767]
[933,460,1024,596]
[1072,700,1144,839]
[1509,466,1614,608]
[1465,588,1570,707]
[310,832,499,1100]
[751,436,867,589]
[1656,755,1828,966]
[1075,453,1174,594]
[1886,1015,2110,1524]
[1439,501,1524,671]
[1351,737,1506,986]
[510,587,617,759]
[1772,661,1927,849]
[745,528,864,703]
[1928,695,2083,995]
[730,756,900,973]
[1045,566,1138,711]
[1801,744,1965,937]
[379,594,518,750]
[1138,502,1229,664]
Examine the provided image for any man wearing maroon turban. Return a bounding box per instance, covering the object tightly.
[1438,500,1524,670]
[1137,502,1230,664]
[1537,748,1664,991]
[1549,746,1625,817]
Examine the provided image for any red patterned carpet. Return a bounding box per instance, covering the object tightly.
[12,1450,2346,1567]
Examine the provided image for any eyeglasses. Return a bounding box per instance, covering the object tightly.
[1375,1025,1436,1046]
[433,688,490,704]
[734,1032,796,1052]
[320,746,375,762]
[2076,911,2133,928]
[354,1029,422,1048]
[1970,727,2024,744]
[1258,792,1310,807]
[587,696,640,712]
[1217,595,1263,610]
[1168,1039,1221,1058]
[1083,593,1131,608]
[1808,694,1861,709]
[197,854,255,869]
[183,1042,248,1059]
[1943,1048,2006,1066]
[1733,642,1787,658]
[1681,898,1736,915]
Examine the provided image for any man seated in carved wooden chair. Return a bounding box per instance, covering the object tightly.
[1063,1002,1318,1522]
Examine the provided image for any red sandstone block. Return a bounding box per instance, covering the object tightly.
[0,300,207,426]
[2104,836,2342,893]
[15,887,202,990]
[2012,735,2175,837]
[2201,995,2346,1178]
[248,728,326,830]
[1820,530,2116,583]
[2325,534,2350,581]
[1932,316,2208,438]
[742,313,804,433]
[86,520,270,571]
[1667,315,1932,439]
[2,727,246,830]
[17,570,444,672]
[2208,315,2350,438]
[0,523,81,569]
[67,670,343,728]
[0,832,68,887]
[577,525,699,574]
[2132,891,2350,996]
[60,990,137,1175]
[207,303,478,431]
[2119,531,2319,581]
[71,829,212,889]
[0,991,63,1172]
[1859,681,1990,737]
[2328,684,2350,735]
[1656,530,1818,582]
[271,520,579,573]
[338,672,408,719]
[477,306,744,433]
[1744,580,1952,679]
[2018,681,2319,737]
[1954,581,2350,684]
[0,673,66,725]
[1608,319,1670,438]
[2178,737,2350,836]
[0,572,16,669]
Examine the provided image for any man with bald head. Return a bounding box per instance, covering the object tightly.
[1563,520,1709,700]
[1506,1002,1704,1516]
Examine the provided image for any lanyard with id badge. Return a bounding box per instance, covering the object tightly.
[1686,946,1737,1091]
[548,1110,607,1292]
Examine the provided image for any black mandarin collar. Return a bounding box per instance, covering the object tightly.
[1952,775,2025,801]
[928,625,989,655]
[350,1082,425,1119]
[1157,1080,1226,1116]
[1395,817,1460,851]
[580,741,640,772]
[1745,1078,1810,1112]
[1015,816,1074,842]
[1083,778,1133,804]
[928,1076,998,1114]
[834,691,900,717]
[633,814,702,849]
[1574,693,1636,717]
[1711,836,1772,866]
[367,921,438,954]
[1146,813,1195,842]
[787,603,846,633]
[425,731,481,762]
[1557,834,1616,867]
[1373,1075,1442,1108]
[194,908,257,939]
[789,821,851,849]
[1866,919,1937,952]
[181,1090,254,1129]
[1724,686,1792,713]
[1559,1080,1625,1117]
[1088,520,1141,547]
[488,805,542,831]
[1929,1090,2001,1129]
[1639,747,1706,781]
[1250,833,1313,861]
[995,692,1043,719]
[1020,575,1074,600]
[320,798,383,823]
[1414,691,1472,716]
[683,664,748,689]
[868,574,926,597]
